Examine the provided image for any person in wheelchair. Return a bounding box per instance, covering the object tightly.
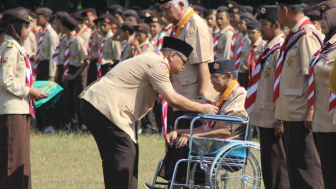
[158,59,248,186]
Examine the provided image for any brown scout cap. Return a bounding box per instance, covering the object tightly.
[36,7,53,17]
[1,8,32,26]
[319,1,336,14]
[62,14,78,31]
[108,4,124,14]
[54,11,70,21]
[81,8,97,17]
[123,9,138,18]
[72,11,83,21]
[134,23,150,34]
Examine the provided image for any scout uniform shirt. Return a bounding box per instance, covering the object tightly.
[250,34,284,128]
[275,17,322,121]
[120,35,135,62]
[238,36,266,73]
[56,34,67,66]
[312,34,336,132]
[214,84,248,138]
[136,38,154,55]
[215,25,234,60]
[23,29,37,60]
[36,24,59,77]
[88,28,100,60]
[233,31,244,59]
[80,51,173,143]
[59,32,89,68]
[0,36,30,114]
[98,30,121,64]
[149,34,159,48]
[171,7,217,101]
[78,26,92,47]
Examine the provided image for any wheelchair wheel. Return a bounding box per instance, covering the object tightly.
[209,143,262,189]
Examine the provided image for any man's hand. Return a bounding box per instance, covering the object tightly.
[63,74,76,82]
[304,107,314,130]
[175,134,189,148]
[200,104,219,114]
[166,131,178,147]
[274,120,284,136]
[29,88,48,101]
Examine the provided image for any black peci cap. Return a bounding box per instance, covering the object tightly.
[246,20,261,30]
[162,37,193,58]
[36,8,53,17]
[276,0,304,5]
[62,15,78,31]
[1,8,32,26]
[209,59,235,74]
[158,0,172,5]
[134,23,150,34]
[259,5,278,20]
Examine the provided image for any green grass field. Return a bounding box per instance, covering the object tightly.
[31,133,263,189]
[31,133,166,189]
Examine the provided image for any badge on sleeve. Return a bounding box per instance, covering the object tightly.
[6,42,12,48]
[161,63,170,77]
[217,49,222,54]
[287,58,292,67]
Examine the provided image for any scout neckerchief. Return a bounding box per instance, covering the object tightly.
[134,40,151,56]
[230,30,239,59]
[213,26,233,60]
[245,35,285,114]
[97,38,105,79]
[87,28,96,54]
[52,34,67,63]
[235,35,248,79]
[8,40,35,118]
[170,8,195,38]
[80,26,89,35]
[307,41,336,114]
[273,18,322,101]
[155,24,173,52]
[247,44,257,82]
[33,25,51,76]
[204,79,240,131]
[119,36,135,62]
[212,28,220,42]
[63,32,78,75]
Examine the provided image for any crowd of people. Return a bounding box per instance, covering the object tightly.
[1,0,336,188]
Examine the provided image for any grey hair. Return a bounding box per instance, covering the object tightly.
[278,3,305,14]
[169,0,189,8]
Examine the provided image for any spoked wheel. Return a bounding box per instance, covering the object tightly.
[209,143,262,189]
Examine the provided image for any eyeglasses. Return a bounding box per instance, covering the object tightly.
[176,53,187,65]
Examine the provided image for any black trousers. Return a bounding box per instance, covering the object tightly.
[259,127,289,189]
[282,121,324,189]
[87,61,117,86]
[238,72,248,89]
[64,66,83,128]
[314,132,336,189]
[80,99,138,189]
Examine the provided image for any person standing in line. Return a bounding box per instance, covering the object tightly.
[274,0,324,188]
[246,5,290,189]
[0,8,47,189]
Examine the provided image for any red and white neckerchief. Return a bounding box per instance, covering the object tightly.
[230,31,239,59]
[52,34,67,63]
[63,33,78,75]
[119,36,135,62]
[235,36,248,78]
[134,41,151,56]
[273,18,322,101]
[213,32,221,60]
[307,41,336,114]
[170,25,178,37]
[162,98,168,139]
[247,44,257,82]
[245,36,285,114]
[9,40,35,117]
[155,24,173,52]
[33,25,51,76]
[212,28,220,42]
[80,26,89,35]
[97,38,105,79]
[87,33,93,54]
[36,27,43,35]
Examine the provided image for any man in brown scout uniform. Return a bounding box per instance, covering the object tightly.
[160,0,217,130]
[214,9,234,60]
[274,0,324,188]
[80,37,219,189]
[146,16,162,48]
[246,5,290,189]
[238,20,266,89]
[228,2,243,59]
[23,11,37,62]
[130,23,154,57]
[115,21,136,62]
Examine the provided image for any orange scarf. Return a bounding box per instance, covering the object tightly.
[214,79,239,108]
[173,9,195,38]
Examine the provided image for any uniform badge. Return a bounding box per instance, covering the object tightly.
[10,58,14,62]
[72,56,76,60]
[42,47,46,53]
[228,3,233,8]
[2,57,8,65]
[260,7,266,14]
[105,54,109,58]
[5,51,11,55]
[264,71,269,78]
[21,57,24,61]
[321,5,326,11]
[7,42,12,48]
[265,56,271,66]
[217,49,222,54]
[214,63,220,69]
[287,58,292,66]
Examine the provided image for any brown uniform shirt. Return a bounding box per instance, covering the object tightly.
[88,28,100,60]
[239,36,266,73]
[59,32,89,67]
[78,26,92,47]
[0,36,30,114]
[23,30,37,60]
[36,24,59,77]
[275,17,322,121]
[312,35,336,132]
[98,30,121,65]
[80,52,173,142]
[250,34,284,128]
[215,86,248,137]
[215,25,234,60]
[172,8,217,102]
[120,35,135,62]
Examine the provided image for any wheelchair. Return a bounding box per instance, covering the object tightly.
[145,113,262,189]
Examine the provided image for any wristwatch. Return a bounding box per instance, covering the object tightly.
[197,96,205,100]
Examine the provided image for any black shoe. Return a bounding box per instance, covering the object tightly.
[143,182,162,189]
